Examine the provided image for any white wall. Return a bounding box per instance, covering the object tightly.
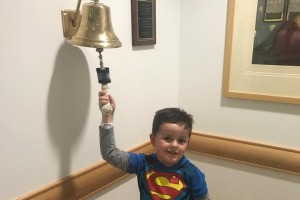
[0,0,180,199]
[179,0,300,149]
[1,0,300,200]
[179,0,300,199]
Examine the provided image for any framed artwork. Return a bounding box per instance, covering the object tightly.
[131,0,156,46]
[286,0,300,20]
[223,0,300,104]
[263,0,286,22]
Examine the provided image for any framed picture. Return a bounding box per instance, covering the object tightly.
[223,0,300,104]
[263,0,286,22]
[131,0,156,46]
[286,0,300,20]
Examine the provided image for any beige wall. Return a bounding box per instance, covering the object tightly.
[1,0,299,199]
[179,0,300,199]
[0,0,179,199]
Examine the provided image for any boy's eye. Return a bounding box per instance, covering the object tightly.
[178,139,187,144]
[163,137,172,142]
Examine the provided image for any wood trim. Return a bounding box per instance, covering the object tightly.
[222,0,234,97]
[17,142,155,200]
[17,132,300,199]
[188,132,300,175]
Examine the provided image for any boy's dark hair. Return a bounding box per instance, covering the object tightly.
[152,108,194,137]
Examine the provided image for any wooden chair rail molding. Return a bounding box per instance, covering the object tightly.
[189,132,300,175]
[17,142,155,200]
[17,132,300,200]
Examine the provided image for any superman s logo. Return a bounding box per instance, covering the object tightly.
[145,170,186,200]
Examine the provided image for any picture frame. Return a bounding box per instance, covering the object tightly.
[263,0,286,22]
[223,0,300,104]
[131,0,156,46]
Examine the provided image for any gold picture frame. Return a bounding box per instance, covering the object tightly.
[223,0,300,104]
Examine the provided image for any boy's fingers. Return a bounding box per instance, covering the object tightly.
[108,95,116,107]
[98,90,106,96]
[108,94,114,103]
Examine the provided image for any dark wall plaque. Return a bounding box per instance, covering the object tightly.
[131,0,156,46]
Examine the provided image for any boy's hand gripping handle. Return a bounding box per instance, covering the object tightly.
[101,85,113,115]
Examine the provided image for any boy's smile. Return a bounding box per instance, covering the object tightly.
[150,123,190,167]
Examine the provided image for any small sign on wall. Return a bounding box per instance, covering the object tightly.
[131,0,156,46]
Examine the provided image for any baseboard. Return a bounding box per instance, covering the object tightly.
[17,132,300,199]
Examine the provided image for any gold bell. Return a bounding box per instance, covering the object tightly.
[61,0,122,49]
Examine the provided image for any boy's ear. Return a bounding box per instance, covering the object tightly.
[150,133,156,146]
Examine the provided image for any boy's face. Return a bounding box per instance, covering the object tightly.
[150,123,190,167]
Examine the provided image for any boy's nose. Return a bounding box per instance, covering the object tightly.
[170,140,178,147]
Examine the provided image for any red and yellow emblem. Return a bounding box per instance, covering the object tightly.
[145,170,186,200]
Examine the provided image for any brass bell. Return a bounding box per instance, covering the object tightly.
[61,0,122,49]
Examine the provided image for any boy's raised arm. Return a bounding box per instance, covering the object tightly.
[98,90,130,172]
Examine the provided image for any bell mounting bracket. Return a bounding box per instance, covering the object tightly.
[61,10,82,39]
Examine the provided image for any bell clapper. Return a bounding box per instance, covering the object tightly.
[96,48,113,115]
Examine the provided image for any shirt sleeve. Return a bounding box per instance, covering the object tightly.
[99,126,130,172]
[127,152,145,174]
[186,164,209,199]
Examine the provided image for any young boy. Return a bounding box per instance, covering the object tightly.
[99,90,210,200]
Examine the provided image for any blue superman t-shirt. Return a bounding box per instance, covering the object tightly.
[127,153,208,200]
